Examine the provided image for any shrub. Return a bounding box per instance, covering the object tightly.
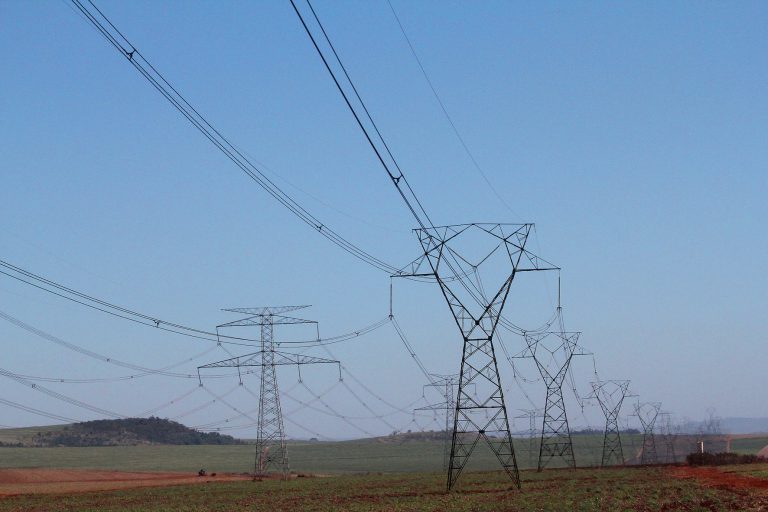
[686,452,767,466]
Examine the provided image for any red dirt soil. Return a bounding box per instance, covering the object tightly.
[670,466,768,491]
[0,468,252,495]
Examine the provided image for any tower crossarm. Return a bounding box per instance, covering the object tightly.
[222,305,310,316]
[198,351,339,369]
[415,401,452,411]
[518,331,586,387]
[590,380,631,417]
[217,315,317,328]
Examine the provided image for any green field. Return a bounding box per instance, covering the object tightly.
[0,436,644,474]
[1,431,764,475]
[731,436,768,455]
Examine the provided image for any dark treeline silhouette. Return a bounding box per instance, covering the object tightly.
[27,417,242,447]
[687,452,766,466]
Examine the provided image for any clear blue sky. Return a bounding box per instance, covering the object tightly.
[1,0,766,439]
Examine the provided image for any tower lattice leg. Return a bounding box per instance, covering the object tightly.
[601,413,624,466]
[448,336,520,490]
[538,386,575,471]
[255,318,289,477]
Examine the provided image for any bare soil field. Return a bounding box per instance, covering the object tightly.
[672,465,768,491]
[0,466,766,511]
[0,468,251,495]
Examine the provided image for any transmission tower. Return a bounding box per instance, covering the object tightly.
[514,408,543,468]
[658,412,678,463]
[590,380,632,467]
[634,401,661,465]
[414,374,462,471]
[515,330,588,471]
[400,223,557,490]
[198,306,339,478]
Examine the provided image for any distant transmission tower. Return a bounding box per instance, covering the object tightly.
[634,401,661,465]
[514,408,543,468]
[400,223,557,490]
[590,380,632,467]
[414,374,462,470]
[198,306,339,478]
[515,330,588,471]
[658,412,678,463]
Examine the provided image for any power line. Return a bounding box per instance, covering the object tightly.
[170,383,241,421]
[0,259,249,345]
[0,396,78,424]
[66,0,401,275]
[198,381,310,430]
[390,315,436,386]
[0,367,125,419]
[290,0,435,231]
[0,309,238,380]
[138,385,202,417]
[322,345,424,416]
[385,0,521,219]
[0,257,392,348]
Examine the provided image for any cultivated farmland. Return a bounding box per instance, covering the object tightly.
[0,436,767,510]
[0,464,767,511]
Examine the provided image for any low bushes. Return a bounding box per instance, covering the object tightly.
[687,452,767,466]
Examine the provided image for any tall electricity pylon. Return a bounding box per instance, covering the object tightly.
[590,380,632,467]
[635,401,661,465]
[515,330,588,470]
[198,306,339,478]
[400,223,557,490]
[414,374,461,470]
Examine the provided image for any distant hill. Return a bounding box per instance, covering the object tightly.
[0,418,242,447]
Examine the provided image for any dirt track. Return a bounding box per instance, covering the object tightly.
[0,468,252,495]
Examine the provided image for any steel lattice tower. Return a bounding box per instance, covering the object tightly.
[198,306,339,477]
[658,412,678,463]
[590,380,631,467]
[635,401,661,465]
[514,409,543,468]
[400,223,557,490]
[515,331,587,471]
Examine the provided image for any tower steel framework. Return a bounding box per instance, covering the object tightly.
[590,380,632,467]
[198,306,339,477]
[635,401,662,465]
[515,331,587,471]
[400,223,557,490]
